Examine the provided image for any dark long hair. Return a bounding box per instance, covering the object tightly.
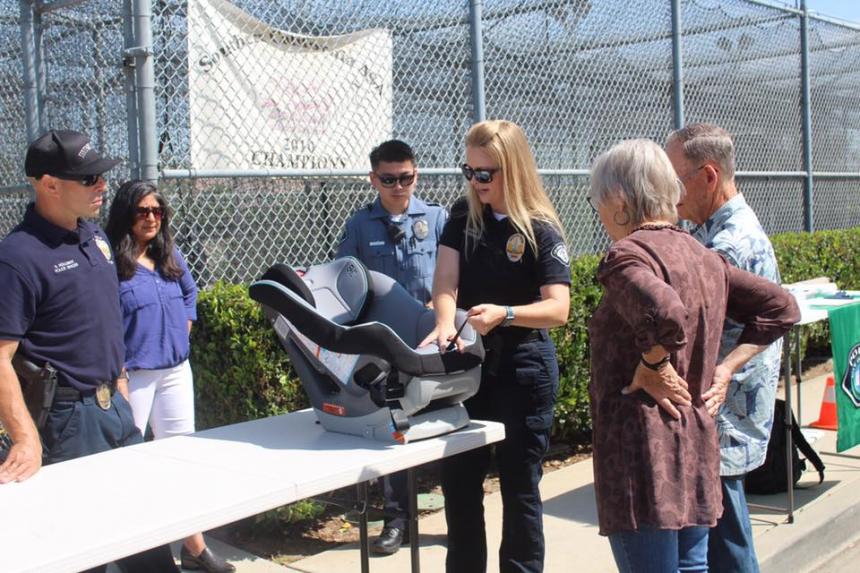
[105,180,182,281]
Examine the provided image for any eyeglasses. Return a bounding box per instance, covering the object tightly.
[57,174,103,187]
[461,164,500,184]
[374,172,416,188]
[135,206,165,220]
[585,196,597,213]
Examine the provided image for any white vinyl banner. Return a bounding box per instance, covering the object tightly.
[187,0,393,171]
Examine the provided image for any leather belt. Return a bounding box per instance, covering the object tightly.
[54,383,116,410]
[495,328,545,346]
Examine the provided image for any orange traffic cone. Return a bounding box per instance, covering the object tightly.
[810,375,838,430]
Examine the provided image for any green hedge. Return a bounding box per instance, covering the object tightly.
[191,226,860,441]
[191,282,307,430]
[771,227,860,354]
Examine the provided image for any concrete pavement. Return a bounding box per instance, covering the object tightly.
[184,371,860,572]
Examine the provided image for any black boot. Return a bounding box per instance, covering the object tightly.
[371,526,408,555]
[179,545,235,573]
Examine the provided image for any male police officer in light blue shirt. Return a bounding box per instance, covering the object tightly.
[336,139,446,554]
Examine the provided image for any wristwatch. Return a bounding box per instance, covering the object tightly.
[500,305,515,328]
[640,354,671,371]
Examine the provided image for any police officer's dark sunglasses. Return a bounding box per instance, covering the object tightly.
[56,174,103,187]
[374,172,416,188]
[134,206,165,220]
[461,164,499,184]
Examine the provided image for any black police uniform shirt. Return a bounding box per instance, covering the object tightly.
[439,197,571,311]
[336,195,447,304]
[0,203,124,392]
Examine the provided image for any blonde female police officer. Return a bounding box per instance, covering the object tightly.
[336,139,447,554]
[421,120,571,573]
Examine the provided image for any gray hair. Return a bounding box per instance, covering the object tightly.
[589,139,682,227]
[666,122,736,180]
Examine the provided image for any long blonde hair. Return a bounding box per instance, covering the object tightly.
[464,120,564,254]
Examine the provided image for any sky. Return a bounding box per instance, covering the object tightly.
[803,1,860,24]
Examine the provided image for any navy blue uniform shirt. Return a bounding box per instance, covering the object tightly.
[439,197,571,310]
[336,195,447,304]
[0,203,124,391]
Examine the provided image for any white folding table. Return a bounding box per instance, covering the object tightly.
[0,409,504,573]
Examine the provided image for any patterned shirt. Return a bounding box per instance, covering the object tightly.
[691,194,783,476]
[588,226,798,535]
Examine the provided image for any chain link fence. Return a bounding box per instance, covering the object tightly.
[1,0,858,286]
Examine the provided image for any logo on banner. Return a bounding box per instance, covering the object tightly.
[841,343,860,408]
[187,0,393,170]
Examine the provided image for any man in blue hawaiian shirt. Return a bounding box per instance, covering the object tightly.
[667,123,783,573]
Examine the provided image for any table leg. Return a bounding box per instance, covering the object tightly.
[358,481,370,573]
[408,468,420,573]
[783,331,795,523]
[795,327,803,424]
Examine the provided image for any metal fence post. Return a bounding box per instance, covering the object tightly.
[799,0,814,232]
[132,0,158,183]
[123,0,140,179]
[670,0,685,130]
[19,0,40,142]
[468,0,486,123]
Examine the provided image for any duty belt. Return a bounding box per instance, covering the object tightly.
[54,383,116,410]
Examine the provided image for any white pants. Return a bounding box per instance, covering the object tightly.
[127,360,195,439]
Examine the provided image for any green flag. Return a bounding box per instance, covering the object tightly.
[828,302,860,452]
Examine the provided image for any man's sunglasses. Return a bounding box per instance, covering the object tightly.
[57,174,103,187]
[374,172,416,188]
[135,206,165,220]
[461,164,499,184]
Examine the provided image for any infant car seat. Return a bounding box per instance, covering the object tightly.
[248,257,484,443]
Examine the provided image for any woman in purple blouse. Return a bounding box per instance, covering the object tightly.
[586,140,799,572]
[105,181,233,573]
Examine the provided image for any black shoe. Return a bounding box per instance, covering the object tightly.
[180,545,236,573]
[371,526,407,555]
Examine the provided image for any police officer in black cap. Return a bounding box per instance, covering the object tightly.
[422,120,570,573]
[0,129,179,572]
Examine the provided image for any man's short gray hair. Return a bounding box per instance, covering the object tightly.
[589,139,681,227]
[666,122,736,180]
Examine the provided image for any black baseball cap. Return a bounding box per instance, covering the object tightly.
[24,129,121,178]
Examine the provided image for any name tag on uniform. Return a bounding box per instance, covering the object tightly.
[369,241,386,247]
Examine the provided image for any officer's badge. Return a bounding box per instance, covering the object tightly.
[95,384,112,410]
[505,233,526,262]
[413,218,429,240]
[94,236,113,263]
[551,243,570,266]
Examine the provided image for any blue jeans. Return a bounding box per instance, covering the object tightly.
[608,526,709,573]
[709,476,760,573]
[42,391,142,464]
[441,333,558,573]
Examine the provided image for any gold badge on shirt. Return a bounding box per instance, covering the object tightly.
[94,236,113,263]
[413,218,429,240]
[505,233,526,262]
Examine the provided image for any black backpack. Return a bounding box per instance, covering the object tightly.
[745,399,825,495]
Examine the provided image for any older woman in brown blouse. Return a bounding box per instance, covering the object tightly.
[587,139,799,572]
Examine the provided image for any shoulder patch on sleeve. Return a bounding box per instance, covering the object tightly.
[551,243,570,266]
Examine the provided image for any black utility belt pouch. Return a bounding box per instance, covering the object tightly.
[11,352,58,430]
